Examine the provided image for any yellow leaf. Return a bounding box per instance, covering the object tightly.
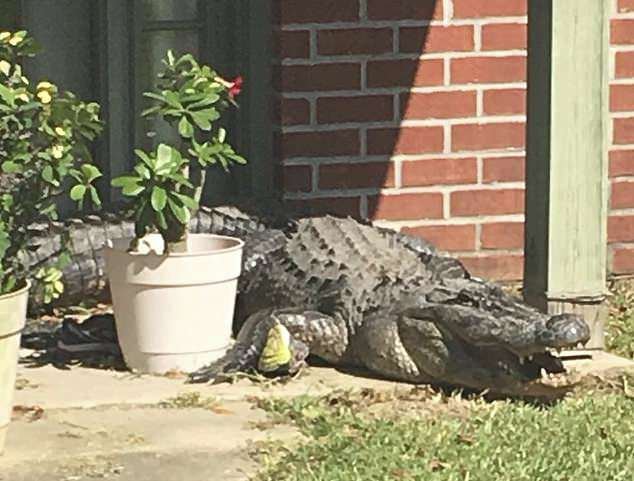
[51,144,64,159]
[54,127,66,137]
[37,90,52,104]
[37,81,53,91]
[0,60,10,76]
[0,32,10,42]
[8,35,23,46]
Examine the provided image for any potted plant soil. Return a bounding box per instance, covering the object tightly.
[0,30,103,453]
[105,51,247,374]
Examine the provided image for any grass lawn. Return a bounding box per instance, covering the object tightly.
[250,280,634,481]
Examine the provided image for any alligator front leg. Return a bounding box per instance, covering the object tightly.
[189,308,349,383]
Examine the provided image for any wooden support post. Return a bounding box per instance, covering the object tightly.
[524,0,609,349]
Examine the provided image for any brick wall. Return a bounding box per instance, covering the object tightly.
[611,0,634,276]
[273,0,634,281]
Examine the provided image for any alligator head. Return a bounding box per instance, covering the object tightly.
[399,278,591,396]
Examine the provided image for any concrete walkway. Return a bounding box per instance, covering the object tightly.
[2,350,634,480]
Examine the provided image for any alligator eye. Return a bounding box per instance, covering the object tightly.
[457,291,479,308]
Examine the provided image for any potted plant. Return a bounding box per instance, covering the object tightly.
[0,30,103,453]
[105,51,247,374]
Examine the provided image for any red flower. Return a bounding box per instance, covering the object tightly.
[228,76,243,98]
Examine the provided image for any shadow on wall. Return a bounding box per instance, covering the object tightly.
[272,0,444,220]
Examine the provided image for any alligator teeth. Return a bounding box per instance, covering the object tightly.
[540,368,547,378]
[528,355,533,362]
[519,357,525,365]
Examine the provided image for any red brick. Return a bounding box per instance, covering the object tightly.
[401,158,477,187]
[402,224,476,252]
[275,97,310,125]
[367,0,442,21]
[451,56,526,84]
[279,130,359,158]
[400,25,474,54]
[281,165,312,193]
[368,193,443,220]
[482,156,525,183]
[481,222,524,249]
[451,189,524,216]
[612,247,634,274]
[317,95,393,124]
[459,255,524,281]
[609,216,634,243]
[274,30,310,59]
[611,85,634,112]
[318,162,395,189]
[367,127,444,155]
[273,0,359,25]
[483,89,526,115]
[452,122,525,151]
[453,0,526,18]
[401,91,477,120]
[612,181,634,209]
[614,118,634,145]
[287,197,361,218]
[612,20,634,45]
[619,0,634,13]
[616,52,634,79]
[318,28,392,56]
[367,59,444,88]
[481,23,527,51]
[610,150,634,177]
[275,63,360,92]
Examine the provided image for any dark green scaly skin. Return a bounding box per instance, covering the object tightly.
[29,206,591,395]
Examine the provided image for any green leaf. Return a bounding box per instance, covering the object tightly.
[2,161,22,174]
[41,165,58,185]
[190,109,219,131]
[156,210,168,230]
[178,116,194,138]
[173,192,198,210]
[0,84,16,106]
[135,149,156,171]
[156,144,174,170]
[112,175,142,188]
[188,95,220,110]
[89,186,101,206]
[134,164,151,179]
[141,105,161,117]
[80,163,102,182]
[168,197,190,224]
[163,91,182,109]
[151,186,167,212]
[122,183,145,196]
[69,184,86,201]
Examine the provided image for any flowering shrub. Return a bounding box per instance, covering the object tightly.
[111,51,246,252]
[0,31,103,300]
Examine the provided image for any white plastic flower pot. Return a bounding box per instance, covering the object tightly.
[0,281,29,455]
[103,234,244,374]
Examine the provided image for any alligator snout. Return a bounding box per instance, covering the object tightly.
[537,314,591,350]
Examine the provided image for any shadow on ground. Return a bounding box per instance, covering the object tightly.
[21,313,127,372]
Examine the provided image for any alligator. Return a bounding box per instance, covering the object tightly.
[28,205,591,396]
